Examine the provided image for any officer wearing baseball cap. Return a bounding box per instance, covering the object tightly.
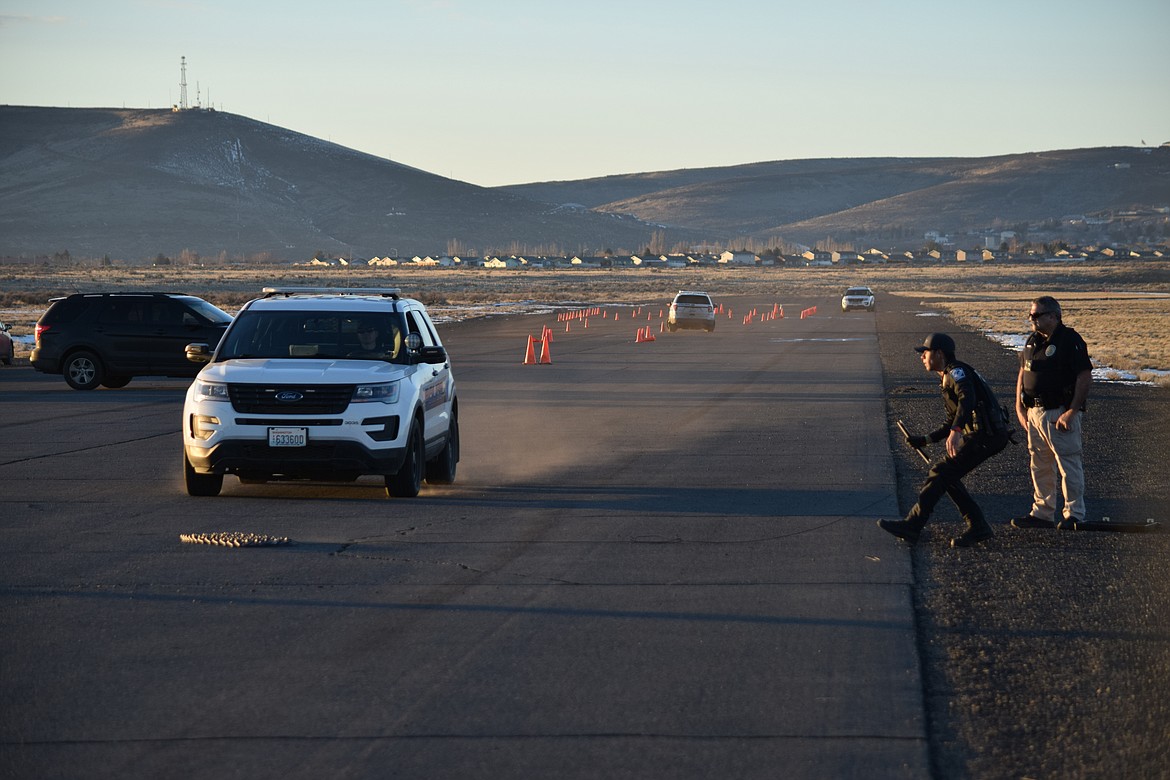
[879,332,1011,547]
[916,332,955,356]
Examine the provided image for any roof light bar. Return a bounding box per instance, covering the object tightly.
[261,287,401,299]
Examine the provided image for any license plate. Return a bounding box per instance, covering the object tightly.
[268,427,307,447]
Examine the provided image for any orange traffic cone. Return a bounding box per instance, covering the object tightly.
[539,334,553,364]
[523,335,537,364]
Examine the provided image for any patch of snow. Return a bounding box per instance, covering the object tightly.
[985,332,1028,352]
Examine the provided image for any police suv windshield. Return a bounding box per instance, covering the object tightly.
[216,311,407,362]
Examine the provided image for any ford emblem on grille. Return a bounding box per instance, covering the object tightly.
[275,391,304,403]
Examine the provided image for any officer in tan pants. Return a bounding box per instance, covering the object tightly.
[1011,296,1093,530]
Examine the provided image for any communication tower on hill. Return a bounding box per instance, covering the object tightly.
[179,56,189,110]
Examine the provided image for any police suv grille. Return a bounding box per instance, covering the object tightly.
[228,384,355,414]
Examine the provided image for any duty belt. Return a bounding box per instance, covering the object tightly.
[1032,397,1065,410]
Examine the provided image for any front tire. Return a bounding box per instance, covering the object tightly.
[385,422,423,498]
[64,350,103,390]
[184,451,223,496]
[426,408,459,485]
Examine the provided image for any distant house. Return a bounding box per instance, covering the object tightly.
[927,249,968,262]
[719,250,759,265]
[800,250,833,266]
[629,254,670,267]
[832,251,864,265]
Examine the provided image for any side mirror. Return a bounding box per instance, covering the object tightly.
[419,345,447,365]
[185,343,213,363]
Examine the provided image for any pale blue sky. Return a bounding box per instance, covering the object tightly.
[3,0,1168,186]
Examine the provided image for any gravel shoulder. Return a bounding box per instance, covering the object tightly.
[877,298,1170,778]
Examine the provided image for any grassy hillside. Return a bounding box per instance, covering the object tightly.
[505,148,1170,245]
[0,107,681,260]
[3,106,1167,260]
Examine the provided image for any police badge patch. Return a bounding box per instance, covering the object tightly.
[1046,345,1057,357]
[950,367,966,381]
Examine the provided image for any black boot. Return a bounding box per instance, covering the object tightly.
[878,519,922,545]
[951,517,993,548]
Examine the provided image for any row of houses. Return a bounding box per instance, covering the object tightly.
[303,245,1167,270]
[305,250,764,269]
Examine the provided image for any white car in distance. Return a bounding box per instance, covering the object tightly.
[667,290,716,332]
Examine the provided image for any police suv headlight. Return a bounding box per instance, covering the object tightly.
[193,380,230,402]
[352,382,399,404]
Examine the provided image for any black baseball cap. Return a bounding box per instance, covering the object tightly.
[915,333,955,355]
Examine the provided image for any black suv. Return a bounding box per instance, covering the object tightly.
[31,293,232,390]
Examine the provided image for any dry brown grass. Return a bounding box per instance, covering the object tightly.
[891,292,1170,386]
[3,260,1168,385]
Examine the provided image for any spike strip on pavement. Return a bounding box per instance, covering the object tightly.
[180,532,291,547]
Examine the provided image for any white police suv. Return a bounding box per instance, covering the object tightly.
[181,288,458,498]
[840,286,876,312]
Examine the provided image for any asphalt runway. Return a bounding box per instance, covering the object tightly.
[0,296,927,779]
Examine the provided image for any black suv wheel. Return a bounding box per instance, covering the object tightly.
[64,350,103,390]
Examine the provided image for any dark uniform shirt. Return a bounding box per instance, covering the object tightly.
[1019,324,1092,409]
[928,360,1005,442]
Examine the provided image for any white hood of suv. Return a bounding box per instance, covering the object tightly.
[199,358,410,383]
